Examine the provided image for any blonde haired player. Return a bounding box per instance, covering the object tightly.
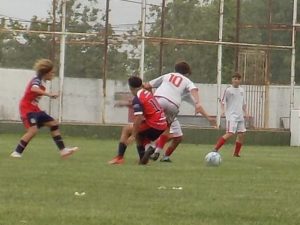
[10,59,78,158]
[213,72,249,157]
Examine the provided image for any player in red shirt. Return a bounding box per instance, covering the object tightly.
[110,76,167,165]
[10,59,78,158]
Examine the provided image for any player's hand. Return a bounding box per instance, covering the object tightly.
[244,113,251,120]
[126,135,135,145]
[194,103,203,114]
[208,117,217,128]
[49,93,59,99]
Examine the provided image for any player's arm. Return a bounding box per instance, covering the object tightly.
[220,102,225,117]
[31,86,58,99]
[114,100,132,107]
[143,82,152,92]
[190,89,216,126]
[145,75,164,90]
[132,114,144,138]
[243,103,250,118]
[220,88,228,117]
[131,97,144,138]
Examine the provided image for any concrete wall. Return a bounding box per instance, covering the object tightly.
[0,68,299,128]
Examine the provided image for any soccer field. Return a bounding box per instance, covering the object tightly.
[1,134,300,225]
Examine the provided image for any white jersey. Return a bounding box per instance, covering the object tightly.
[221,85,246,121]
[149,72,197,107]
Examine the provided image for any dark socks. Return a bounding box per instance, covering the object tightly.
[118,142,127,157]
[52,135,65,150]
[137,145,145,160]
[15,140,28,154]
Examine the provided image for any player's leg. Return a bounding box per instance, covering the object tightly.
[213,120,236,152]
[151,128,170,160]
[10,113,39,157]
[139,127,165,165]
[233,121,246,157]
[11,126,38,157]
[109,124,133,164]
[152,98,178,160]
[41,112,78,158]
[160,119,183,162]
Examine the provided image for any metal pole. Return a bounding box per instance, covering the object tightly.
[290,0,297,128]
[58,0,67,123]
[51,0,56,62]
[102,0,110,123]
[49,0,56,115]
[264,0,272,128]
[216,0,225,128]
[140,0,146,79]
[159,0,166,75]
[235,0,240,71]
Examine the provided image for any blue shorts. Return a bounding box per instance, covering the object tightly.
[22,111,54,128]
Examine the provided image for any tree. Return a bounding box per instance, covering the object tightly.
[128,0,300,84]
[0,0,130,80]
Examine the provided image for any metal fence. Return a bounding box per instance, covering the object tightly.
[0,0,299,129]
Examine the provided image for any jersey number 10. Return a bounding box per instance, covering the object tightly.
[169,74,183,87]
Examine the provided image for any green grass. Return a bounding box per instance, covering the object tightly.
[1,134,300,225]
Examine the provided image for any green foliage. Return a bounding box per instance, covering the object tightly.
[134,0,299,84]
[0,0,129,79]
[1,0,300,83]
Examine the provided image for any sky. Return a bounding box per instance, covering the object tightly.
[0,0,163,26]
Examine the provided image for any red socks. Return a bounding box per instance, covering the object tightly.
[156,134,169,149]
[234,142,242,156]
[215,137,226,151]
[165,146,176,157]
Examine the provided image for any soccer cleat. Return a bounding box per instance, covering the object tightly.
[108,156,124,165]
[233,154,241,157]
[160,156,172,162]
[140,146,155,165]
[60,147,79,159]
[150,152,160,161]
[10,151,22,158]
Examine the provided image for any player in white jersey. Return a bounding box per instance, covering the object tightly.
[212,72,249,157]
[143,61,216,162]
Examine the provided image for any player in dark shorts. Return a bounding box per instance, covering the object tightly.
[10,59,78,158]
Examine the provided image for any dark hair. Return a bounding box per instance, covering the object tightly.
[128,76,143,88]
[232,72,242,79]
[174,61,192,75]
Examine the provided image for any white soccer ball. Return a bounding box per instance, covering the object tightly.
[205,152,222,167]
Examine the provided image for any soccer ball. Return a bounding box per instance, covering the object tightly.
[205,152,222,167]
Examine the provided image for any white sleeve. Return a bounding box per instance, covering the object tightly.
[149,75,164,88]
[221,88,228,104]
[185,78,197,91]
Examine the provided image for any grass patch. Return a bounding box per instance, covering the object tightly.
[0,134,300,225]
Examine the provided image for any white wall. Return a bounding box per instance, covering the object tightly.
[0,68,299,128]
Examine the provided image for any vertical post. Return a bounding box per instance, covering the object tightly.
[102,0,110,123]
[290,0,297,129]
[58,0,67,123]
[264,0,272,128]
[159,0,166,75]
[51,0,56,62]
[216,0,225,128]
[140,0,146,79]
[49,0,56,115]
[234,0,240,71]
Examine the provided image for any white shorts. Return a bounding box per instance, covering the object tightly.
[169,118,183,137]
[226,120,246,133]
[155,97,179,124]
